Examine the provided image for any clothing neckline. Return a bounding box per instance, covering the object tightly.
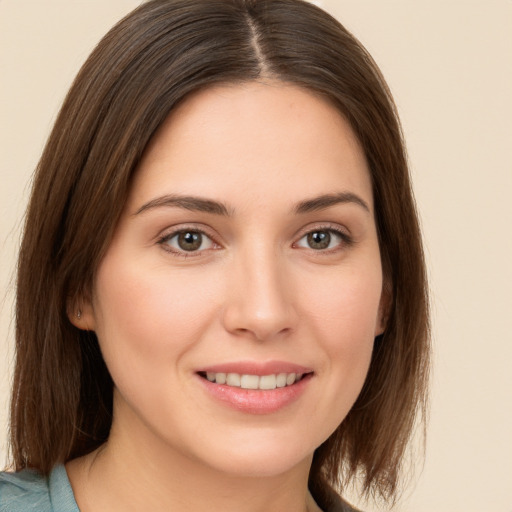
[49,464,80,512]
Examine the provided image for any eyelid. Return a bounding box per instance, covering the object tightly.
[292,223,353,250]
[294,222,351,239]
[156,224,222,256]
[155,221,352,257]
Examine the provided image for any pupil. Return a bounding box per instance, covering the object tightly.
[178,231,202,251]
[308,231,330,250]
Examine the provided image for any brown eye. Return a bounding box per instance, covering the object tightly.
[161,230,215,253]
[296,228,348,251]
[177,231,203,251]
[306,231,331,250]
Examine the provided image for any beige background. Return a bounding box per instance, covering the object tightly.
[1,1,511,511]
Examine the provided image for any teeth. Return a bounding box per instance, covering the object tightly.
[226,373,241,387]
[204,372,304,389]
[276,373,287,388]
[240,374,259,389]
[259,374,276,390]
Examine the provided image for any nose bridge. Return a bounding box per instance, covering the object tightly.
[223,240,296,340]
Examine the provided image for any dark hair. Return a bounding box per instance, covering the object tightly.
[10,0,429,506]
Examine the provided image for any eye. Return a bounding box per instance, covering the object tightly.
[295,229,347,251]
[160,230,215,253]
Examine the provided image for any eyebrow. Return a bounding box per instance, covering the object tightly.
[294,192,370,214]
[134,194,231,216]
[134,191,370,217]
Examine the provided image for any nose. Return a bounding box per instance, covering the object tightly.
[222,247,298,341]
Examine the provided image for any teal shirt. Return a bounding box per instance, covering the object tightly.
[0,465,79,512]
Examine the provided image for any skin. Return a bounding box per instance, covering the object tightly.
[67,81,386,512]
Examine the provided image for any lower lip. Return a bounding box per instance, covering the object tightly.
[198,374,312,414]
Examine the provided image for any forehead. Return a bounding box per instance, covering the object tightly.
[129,81,372,212]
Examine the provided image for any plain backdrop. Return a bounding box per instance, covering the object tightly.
[1,1,511,511]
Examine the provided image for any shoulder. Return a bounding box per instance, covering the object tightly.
[312,483,362,512]
[324,496,362,512]
[0,465,79,512]
[0,468,52,511]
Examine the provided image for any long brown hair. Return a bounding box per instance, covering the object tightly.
[10,0,429,506]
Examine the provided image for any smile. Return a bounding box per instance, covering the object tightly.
[196,362,314,413]
[202,372,305,390]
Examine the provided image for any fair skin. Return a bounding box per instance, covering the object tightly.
[67,81,385,512]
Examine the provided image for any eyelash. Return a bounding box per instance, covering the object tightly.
[157,227,219,258]
[293,224,353,255]
[157,224,353,257]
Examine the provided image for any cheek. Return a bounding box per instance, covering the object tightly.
[300,261,382,395]
[302,262,383,342]
[91,253,220,375]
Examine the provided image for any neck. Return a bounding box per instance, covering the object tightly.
[66,421,321,512]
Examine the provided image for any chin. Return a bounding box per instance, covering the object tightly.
[190,433,317,479]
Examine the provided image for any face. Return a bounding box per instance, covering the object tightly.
[78,82,385,477]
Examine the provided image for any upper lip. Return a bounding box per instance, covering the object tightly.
[197,360,313,376]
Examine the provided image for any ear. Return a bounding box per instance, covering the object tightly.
[375,280,392,337]
[67,295,96,331]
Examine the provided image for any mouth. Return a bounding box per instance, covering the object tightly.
[196,361,314,413]
[198,371,310,390]
[196,366,313,414]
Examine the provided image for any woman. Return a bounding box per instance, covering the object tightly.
[0,1,429,511]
